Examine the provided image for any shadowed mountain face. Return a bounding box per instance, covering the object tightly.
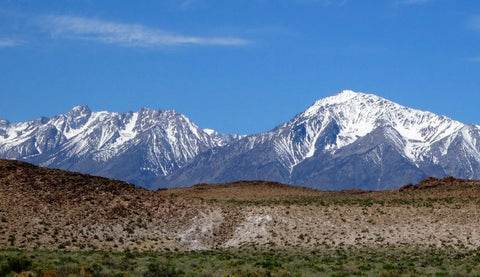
[1,90,480,190]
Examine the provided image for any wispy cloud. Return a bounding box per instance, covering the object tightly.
[38,15,250,47]
[0,38,20,47]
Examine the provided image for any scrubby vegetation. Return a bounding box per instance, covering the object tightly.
[1,247,480,277]
[3,160,480,276]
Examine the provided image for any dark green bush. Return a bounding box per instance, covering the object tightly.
[0,255,32,275]
[144,262,184,277]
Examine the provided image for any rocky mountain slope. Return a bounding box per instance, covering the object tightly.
[1,90,480,190]
[0,106,237,188]
[165,90,480,190]
[1,159,480,251]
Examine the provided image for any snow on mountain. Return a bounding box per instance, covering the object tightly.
[0,106,238,187]
[203,128,246,147]
[1,90,480,190]
[163,90,480,190]
[272,90,464,170]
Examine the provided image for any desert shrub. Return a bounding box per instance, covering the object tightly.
[144,262,183,277]
[379,270,401,277]
[119,257,135,272]
[254,258,281,271]
[112,271,134,277]
[0,255,33,275]
[232,272,262,277]
[357,262,372,271]
[382,263,396,270]
[8,234,16,246]
[38,271,58,277]
[85,262,104,277]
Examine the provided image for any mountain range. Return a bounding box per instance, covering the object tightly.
[1,90,479,190]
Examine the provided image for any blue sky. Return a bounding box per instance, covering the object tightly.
[0,0,479,134]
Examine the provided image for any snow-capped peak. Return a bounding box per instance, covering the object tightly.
[313,89,365,105]
[0,106,241,179]
[271,90,466,171]
[67,105,92,121]
[203,128,246,147]
[301,90,463,145]
[329,89,362,101]
[304,90,368,117]
[203,128,216,136]
[68,105,91,114]
[1,91,480,190]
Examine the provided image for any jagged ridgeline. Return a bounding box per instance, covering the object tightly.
[1,90,480,190]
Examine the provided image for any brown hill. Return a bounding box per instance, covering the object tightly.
[160,180,323,201]
[0,159,196,251]
[1,159,480,251]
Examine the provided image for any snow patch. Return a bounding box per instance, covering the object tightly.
[203,128,216,135]
[111,112,138,148]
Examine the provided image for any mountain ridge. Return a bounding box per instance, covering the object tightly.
[1,90,480,190]
[0,105,237,188]
[161,90,480,190]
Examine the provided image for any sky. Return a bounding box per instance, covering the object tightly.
[0,0,479,135]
